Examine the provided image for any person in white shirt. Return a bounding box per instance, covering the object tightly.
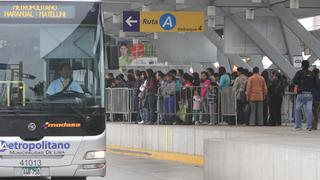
[46,63,83,96]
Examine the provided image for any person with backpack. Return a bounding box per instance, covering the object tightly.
[268,72,285,126]
[233,67,248,125]
[293,60,316,131]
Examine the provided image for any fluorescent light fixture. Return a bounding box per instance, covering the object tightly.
[112,14,121,24]
[251,0,262,3]
[154,33,158,40]
[119,30,126,38]
[142,4,150,11]
[208,18,215,28]
[176,0,185,4]
[132,38,139,44]
[246,9,254,20]
[207,6,216,17]
[290,0,299,8]
[214,62,220,68]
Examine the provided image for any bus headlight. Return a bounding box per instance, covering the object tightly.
[85,151,105,160]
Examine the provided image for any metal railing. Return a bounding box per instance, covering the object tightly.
[105,86,238,125]
[105,88,134,122]
[281,92,296,125]
[156,86,221,125]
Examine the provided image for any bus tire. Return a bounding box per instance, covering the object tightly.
[51,177,86,180]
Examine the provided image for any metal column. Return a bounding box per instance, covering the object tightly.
[204,26,252,70]
[271,4,320,59]
[220,8,296,78]
[217,50,232,73]
[281,23,303,65]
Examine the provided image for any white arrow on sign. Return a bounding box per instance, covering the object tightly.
[126,16,138,27]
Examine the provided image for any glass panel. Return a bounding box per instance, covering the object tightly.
[0,2,103,109]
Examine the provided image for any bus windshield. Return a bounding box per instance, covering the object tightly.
[0,2,104,109]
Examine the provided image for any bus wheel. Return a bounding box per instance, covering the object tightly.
[51,177,86,180]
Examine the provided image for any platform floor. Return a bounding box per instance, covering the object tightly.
[1,153,203,180]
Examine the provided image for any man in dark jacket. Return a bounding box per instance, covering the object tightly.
[268,72,285,126]
[312,68,320,130]
[293,60,316,131]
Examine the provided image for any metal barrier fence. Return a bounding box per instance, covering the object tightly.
[220,87,237,125]
[105,88,134,122]
[105,87,301,126]
[281,92,296,125]
[156,86,222,125]
[105,86,238,125]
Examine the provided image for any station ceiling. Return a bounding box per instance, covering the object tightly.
[101,0,320,37]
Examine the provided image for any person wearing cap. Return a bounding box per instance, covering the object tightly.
[46,63,83,96]
[293,60,316,131]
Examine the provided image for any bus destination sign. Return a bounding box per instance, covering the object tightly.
[0,4,75,19]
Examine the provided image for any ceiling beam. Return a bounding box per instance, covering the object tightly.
[102,0,210,6]
[213,0,320,8]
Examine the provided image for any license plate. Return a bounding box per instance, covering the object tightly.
[22,167,41,176]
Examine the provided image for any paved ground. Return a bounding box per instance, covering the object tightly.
[95,153,203,180]
[3,153,203,180]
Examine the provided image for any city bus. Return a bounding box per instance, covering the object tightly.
[0,0,106,179]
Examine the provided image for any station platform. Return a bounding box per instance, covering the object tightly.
[106,123,317,161]
[107,123,320,180]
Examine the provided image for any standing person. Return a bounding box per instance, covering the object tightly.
[293,60,316,131]
[312,68,320,130]
[145,69,157,124]
[180,73,193,125]
[175,69,183,105]
[192,72,201,93]
[105,73,114,88]
[162,73,176,125]
[156,71,165,124]
[133,70,142,123]
[192,72,200,86]
[206,68,215,82]
[261,70,270,125]
[126,73,136,88]
[200,72,211,124]
[138,71,148,124]
[246,67,268,126]
[218,67,230,90]
[233,67,248,125]
[268,72,285,126]
[192,91,201,125]
[207,82,218,125]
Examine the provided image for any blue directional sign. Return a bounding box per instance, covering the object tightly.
[123,11,140,32]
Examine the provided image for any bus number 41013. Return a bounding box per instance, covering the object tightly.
[20,160,42,167]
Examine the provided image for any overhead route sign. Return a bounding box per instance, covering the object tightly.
[123,11,204,33]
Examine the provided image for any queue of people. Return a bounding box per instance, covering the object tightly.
[106,62,320,130]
